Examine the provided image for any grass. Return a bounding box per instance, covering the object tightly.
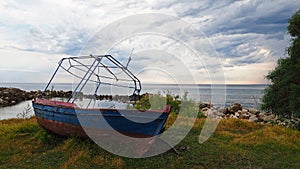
[0,115,300,169]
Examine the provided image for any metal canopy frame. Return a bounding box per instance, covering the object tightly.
[42,54,141,104]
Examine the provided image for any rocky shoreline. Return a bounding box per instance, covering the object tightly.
[1,87,299,129]
[201,102,300,129]
[0,87,130,108]
[0,87,74,107]
[0,87,38,107]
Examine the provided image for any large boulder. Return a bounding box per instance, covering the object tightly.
[229,103,242,113]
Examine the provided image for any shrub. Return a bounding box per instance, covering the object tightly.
[262,9,300,118]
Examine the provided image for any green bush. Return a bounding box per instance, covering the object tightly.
[134,92,204,118]
[134,92,181,114]
[262,9,300,118]
[166,94,181,114]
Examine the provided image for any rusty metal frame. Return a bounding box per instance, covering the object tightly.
[42,54,141,104]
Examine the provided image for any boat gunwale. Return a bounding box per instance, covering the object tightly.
[33,98,172,114]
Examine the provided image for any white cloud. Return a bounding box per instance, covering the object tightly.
[208,32,290,69]
[0,0,299,84]
[0,48,67,82]
[224,62,276,84]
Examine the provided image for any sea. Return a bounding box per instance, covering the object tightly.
[0,83,267,120]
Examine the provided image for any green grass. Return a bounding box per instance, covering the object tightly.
[0,116,300,169]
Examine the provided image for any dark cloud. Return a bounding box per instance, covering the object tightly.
[0,0,299,83]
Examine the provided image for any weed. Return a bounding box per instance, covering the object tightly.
[17,103,32,119]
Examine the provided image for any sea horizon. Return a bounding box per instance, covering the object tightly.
[0,82,267,109]
[0,82,267,120]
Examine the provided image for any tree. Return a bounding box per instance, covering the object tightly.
[262,9,300,118]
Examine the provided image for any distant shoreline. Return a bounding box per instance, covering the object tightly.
[0,84,266,108]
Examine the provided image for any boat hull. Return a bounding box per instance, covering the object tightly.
[32,98,171,138]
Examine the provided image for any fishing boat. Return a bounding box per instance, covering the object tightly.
[32,54,171,138]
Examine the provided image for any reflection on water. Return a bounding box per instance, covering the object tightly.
[0,100,34,120]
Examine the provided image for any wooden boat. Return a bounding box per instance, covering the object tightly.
[33,98,171,138]
[32,55,171,138]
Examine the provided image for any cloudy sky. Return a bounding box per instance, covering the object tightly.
[0,0,299,84]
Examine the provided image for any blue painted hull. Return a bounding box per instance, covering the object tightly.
[32,99,171,138]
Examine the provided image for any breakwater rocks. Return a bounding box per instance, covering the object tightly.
[0,87,35,107]
[201,102,300,129]
[0,87,73,107]
[0,87,130,108]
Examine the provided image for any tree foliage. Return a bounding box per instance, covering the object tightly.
[133,92,204,117]
[134,92,181,113]
[262,9,300,117]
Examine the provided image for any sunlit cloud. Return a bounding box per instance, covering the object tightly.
[0,0,299,84]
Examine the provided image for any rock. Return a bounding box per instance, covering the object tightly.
[212,108,226,118]
[291,118,299,124]
[223,107,231,114]
[229,114,238,119]
[216,112,225,118]
[278,122,287,126]
[178,145,188,151]
[249,108,260,115]
[249,115,258,122]
[241,109,249,114]
[212,109,219,114]
[235,112,240,118]
[240,113,250,119]
[229,103,242,113]
[3,91,9,95]
[199,102,212,109]
[11,100,16,104]
[217,107,225,113]
[203,109,211,117]
[202,110,209,117]
[207,109,218,118]
[201,107,209,112]
[262,114,275,122]
[273,115,279,121]
[28,95,34,99]
[239,109,250,119]
[264,112,272,116]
